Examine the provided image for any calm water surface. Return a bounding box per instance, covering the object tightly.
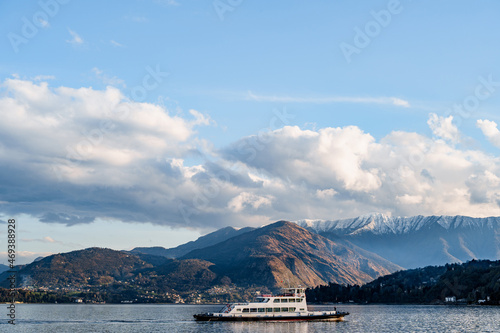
[3,304,500,332]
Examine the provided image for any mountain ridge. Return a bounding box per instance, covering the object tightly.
[297,213,500,235]
[131,226,255,258]
[182,221,402,287]
[296,213,500,269]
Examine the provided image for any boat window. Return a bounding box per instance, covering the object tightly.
[281,307,288,312]
[242,308,249,313]
[300,308,305,311]
[281,298,288,303]
[236,309,241,311]
[266,308,272,313]
[258,308,265,312]
[289,307,296,312]
[273,308,280,312]
[273,299,280,303]
[250,308,257,313]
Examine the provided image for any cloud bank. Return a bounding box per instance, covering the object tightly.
[2,78,500,231]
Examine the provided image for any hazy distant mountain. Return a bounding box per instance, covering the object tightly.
[182,221,402,287]
[297,214,500,269]
[131,226,255,258]
[0,264,9,274]
[0,223,403,293]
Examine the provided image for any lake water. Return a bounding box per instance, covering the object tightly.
[3,304,500,332]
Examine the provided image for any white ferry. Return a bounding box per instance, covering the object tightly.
[193,287,348,321]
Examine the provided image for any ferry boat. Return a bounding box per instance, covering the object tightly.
[193,287,348,322]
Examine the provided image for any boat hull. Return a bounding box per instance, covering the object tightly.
[194,312,349,322]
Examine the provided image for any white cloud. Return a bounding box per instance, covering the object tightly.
[316,188,337,199]
[228,192,273,212]
[2,77,500,231]
[0,78,212,227]
[32,75,56,81]
[397,194,423,205]
[222,124,500,221]
[0,251,53,265]
[427,113,460,143]
[21,236,59,244]
[110,40,124,48]
[189,109,213,126]
[38,18,50,28]
[247,91,410,107]
[67,29,83,45]
[477,119,500,148]
[92,67,126,88]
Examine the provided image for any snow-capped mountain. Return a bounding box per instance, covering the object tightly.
[297,213,500,235]
[296,214,500,269]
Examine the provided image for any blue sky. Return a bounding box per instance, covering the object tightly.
[1,0,500,263]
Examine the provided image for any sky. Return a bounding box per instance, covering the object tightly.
[1,0,500,264]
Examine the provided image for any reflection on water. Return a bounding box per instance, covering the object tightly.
[3,304,500,333]
[197,321,317,333]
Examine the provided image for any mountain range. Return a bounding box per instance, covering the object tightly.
[3,214,499,297]
[296,214,500,269]
[1,221,400,292]
[0,264,9,275]
[131,226,255,258]
[181,221,401,286]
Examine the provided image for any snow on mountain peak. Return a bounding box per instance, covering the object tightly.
[295,214,500,235]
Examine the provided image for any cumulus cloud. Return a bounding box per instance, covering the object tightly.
[316,188,337,199]
[427,113,460,143]
[0,78,212,227]
[224,125,382,192]
[477,119,500,148]
[219,122,500,221]
[2,77,500,231]
[228,192,273,212]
